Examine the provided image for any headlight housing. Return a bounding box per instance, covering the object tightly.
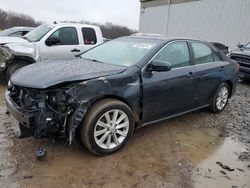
[0,46,13,60]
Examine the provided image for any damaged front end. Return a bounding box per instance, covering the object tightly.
[5,83,82,142]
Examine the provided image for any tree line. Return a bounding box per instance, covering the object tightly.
[0,8,137,39]
[0,9,41,29]
[80,21,137,39]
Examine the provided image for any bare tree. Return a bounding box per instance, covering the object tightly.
[0,9,41,30]
[0,8,137,39]
[66,20,137,39]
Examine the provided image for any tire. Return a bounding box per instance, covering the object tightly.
[5,61,28,82]
[80,99,135,155]
[209,82,230,113]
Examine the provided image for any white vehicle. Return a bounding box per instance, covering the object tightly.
[0,23,103,81]
[0,26,34,38]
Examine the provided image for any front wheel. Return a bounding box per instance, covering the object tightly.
[209,83,230,113]
[80,99,135,155]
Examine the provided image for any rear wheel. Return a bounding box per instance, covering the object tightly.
[5,61,28,82]
[209,83,230,113]
[80,99,135,155]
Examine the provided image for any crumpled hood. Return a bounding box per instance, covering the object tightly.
[5,42,37,58]
[11,59,127,89]
[231,48,250,56]
[0,36,28,44]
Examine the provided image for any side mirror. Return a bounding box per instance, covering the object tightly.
[147,60,172,72]
[45,37,60,46]
[237,43,244,49]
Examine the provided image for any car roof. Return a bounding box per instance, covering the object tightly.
[129,33,204,43]
[9,26,34,31]
[45,22,100,30]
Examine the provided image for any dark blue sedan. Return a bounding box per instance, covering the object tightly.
[6,34,239,155]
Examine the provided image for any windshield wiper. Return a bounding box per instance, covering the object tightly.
[83,58,104,63]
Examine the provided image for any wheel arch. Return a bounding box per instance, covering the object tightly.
[88,95,140,123]
[224,80,233,98]
[4,56,36,82]
[5,55,35,71]
[12,55,36,64]
[69,95,140,144]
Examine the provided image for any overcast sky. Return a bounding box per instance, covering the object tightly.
[0,0,141,29]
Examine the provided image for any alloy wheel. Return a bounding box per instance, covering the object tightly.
[216,86,229,110]
[94,109,129,149]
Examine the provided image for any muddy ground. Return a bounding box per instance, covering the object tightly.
[0,82,249,188]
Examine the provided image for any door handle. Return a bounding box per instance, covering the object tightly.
[186,72,194,78]
[71,49,81,52]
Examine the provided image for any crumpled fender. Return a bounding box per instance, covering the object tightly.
[66,67,142,144]
[4,42,38,60]
[68,102,89,144]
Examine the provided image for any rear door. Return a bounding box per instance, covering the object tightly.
[40,26,80,61]
[77,27,99,53]
[190,41,229,107]
[142,41,196,123]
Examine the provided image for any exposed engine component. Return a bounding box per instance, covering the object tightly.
[9,85,73,138]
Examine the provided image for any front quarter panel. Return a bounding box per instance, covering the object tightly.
[66,66,142,143]
[5,42,36,59]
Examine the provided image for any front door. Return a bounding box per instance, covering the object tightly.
[142,41,196,123]
[40,27,80,61]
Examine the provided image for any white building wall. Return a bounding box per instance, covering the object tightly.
[139,0,250,48]
[139,5,170,34]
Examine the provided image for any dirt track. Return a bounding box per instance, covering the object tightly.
[0,82,249,188]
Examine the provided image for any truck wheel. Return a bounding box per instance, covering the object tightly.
[209,82,230,113]
[5,62,28,82]
[80,99,135,155]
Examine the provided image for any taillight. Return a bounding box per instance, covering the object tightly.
[236,63,240,70]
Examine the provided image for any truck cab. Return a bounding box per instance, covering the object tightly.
[0,23,103,81]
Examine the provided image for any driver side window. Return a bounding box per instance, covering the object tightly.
[154,41,191,69]
[48,27,79,45]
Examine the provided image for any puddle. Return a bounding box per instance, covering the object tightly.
[177,128,250,188]
[0,82,249,187]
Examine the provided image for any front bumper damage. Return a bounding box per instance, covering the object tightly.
[5,85,88,144]
[5,91,34,127]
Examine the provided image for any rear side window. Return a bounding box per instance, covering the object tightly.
[154,41,191,69]
[49,27,79,45]
[191,42,214,64]
[9,31,23,37]
[213,43,227,51]
[22,31,30,36]
[82,28,97,45]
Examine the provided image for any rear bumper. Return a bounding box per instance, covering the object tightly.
[5,91,34,128]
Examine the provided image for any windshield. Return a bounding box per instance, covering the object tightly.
[24,24,53,42]
[0,28,15,36]
[80,38,158,67]
[244,42,250,49]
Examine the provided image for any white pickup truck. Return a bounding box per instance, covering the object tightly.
[0,23,103,81]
